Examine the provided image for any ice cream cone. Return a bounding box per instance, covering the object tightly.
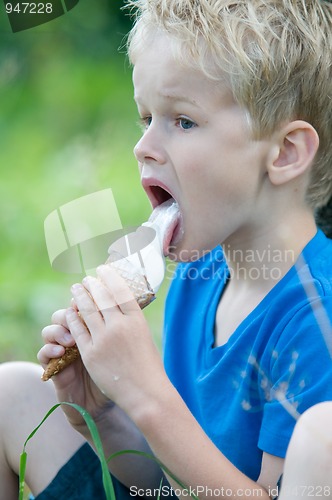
[41,255,155,381]
[41,199,180,382]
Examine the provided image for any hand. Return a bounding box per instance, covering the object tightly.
[66,265,168,419]
[38,308,114,434]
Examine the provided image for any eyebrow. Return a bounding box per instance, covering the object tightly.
[134,92,201,108]
[161,92,198,104]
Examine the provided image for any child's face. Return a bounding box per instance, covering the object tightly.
[133,33,271,261]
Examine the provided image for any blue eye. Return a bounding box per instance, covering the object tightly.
[178,118,196,130]
[139,116,152,130]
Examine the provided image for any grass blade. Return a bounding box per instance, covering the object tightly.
[62,402,115,500]
[157,477,164,500]
[19,402,115,500]
[19,403,62,500]
[107,449,199,500]
[18,451,27,500]
[19,402,197,500]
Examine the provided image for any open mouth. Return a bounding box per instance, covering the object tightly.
[146,184,175,209]
[142,181,183,255]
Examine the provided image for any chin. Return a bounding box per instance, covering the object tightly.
[167,238,213,263]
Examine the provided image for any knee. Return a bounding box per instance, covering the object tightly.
[0,362,53,415]
[299,401,332,446]
[0,361,60,442]
[0,361,43,391]
[285,401,332,471]
[301,400,332,419]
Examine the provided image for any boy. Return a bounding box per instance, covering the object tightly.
[1,0,332,498]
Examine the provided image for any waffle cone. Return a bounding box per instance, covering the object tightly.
[42,254,155,381]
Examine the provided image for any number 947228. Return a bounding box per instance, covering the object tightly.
[5,3,53,14]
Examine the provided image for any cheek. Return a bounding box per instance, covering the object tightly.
[180,155,226,207]
[137,161,143,174]
[175,129,259,209]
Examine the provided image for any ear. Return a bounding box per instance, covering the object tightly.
[267,121,319,186]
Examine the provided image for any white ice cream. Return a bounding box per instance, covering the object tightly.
[108,199,181,293]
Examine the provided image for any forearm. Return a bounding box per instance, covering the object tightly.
[131,385,270,500]
[65,278,269,498]
[81,402,165,493]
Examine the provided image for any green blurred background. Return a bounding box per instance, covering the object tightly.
[0,0,170,365]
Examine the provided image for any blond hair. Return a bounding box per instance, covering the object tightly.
[125,0,332,209]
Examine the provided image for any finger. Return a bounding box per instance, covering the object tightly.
[65,306,92,352]
[70,283,105,335]
[82,276,119,322]
[71,298,78,311]
[41,324,75,346]
[37,343,66,367]
[96,265,140,315]
[51,308,69,327]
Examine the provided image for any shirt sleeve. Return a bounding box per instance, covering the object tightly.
[258,297,332,458]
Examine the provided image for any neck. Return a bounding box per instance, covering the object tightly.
[222,211,317,291]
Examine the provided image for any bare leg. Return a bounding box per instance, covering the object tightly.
[279,402,332,500]
[0,362,85,499]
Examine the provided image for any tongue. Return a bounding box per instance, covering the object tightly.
[144,199,182,256]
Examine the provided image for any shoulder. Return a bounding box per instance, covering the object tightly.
[301,229,332,291]
[267,230,332,327]
[253,232,332,374]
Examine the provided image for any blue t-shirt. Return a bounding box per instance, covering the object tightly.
[163,230,332,481]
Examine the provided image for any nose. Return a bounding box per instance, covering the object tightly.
[133,125,166,166]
